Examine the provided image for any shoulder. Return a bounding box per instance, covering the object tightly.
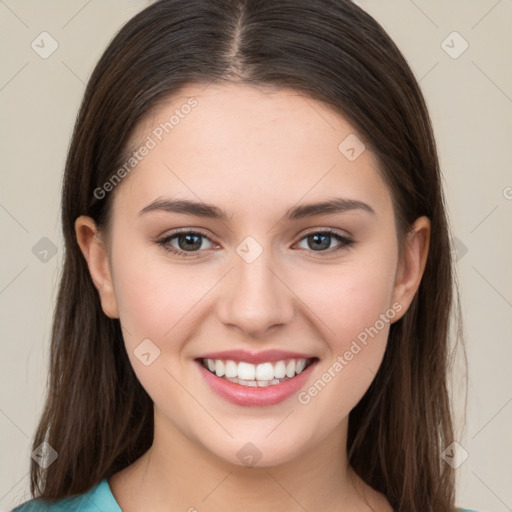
[456,508,483,512]
[10,479,122,512]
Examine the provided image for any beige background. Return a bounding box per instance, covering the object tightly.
[1,1,511,510]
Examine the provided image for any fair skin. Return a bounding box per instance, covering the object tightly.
[75,83,430,512]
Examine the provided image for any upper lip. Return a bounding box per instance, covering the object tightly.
[195,349,317,365]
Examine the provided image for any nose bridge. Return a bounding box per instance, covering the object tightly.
[217,235,295,336]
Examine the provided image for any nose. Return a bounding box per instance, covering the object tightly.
[216,245,295,338]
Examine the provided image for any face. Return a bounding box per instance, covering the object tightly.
[77,82,429,468]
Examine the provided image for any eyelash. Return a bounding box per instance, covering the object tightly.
[156,228,355,258]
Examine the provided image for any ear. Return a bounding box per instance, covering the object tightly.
[75,215,119,319]
[390,216,431,322]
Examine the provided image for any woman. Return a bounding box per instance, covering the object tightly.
[12,0,477,510]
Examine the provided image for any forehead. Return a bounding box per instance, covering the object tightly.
[114,82,392,224]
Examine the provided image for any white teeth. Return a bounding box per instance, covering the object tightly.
[273,361,286,379]
[202,357,313,383]
[296,359,306,374]
[215,360,225,377]
[237,361,256,380]
[255,362,274,381]
[224,360,238,378]
[222,375,292,387]
[285,360,296,378]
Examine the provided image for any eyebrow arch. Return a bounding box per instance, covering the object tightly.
[138,197,375,221]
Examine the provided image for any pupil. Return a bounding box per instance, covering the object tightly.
[309,233,330,250]
[179,234,201,251]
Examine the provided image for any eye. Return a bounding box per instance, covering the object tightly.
[296,229,355,253]
[157,230,216,257]
[156,228,355,258]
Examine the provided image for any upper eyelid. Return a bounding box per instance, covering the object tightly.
[161,229,217,244]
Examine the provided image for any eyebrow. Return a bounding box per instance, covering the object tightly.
[138,197,375,221]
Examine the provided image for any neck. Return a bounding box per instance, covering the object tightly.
[110,408,379,512]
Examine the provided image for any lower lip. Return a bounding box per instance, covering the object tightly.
[195,359,318,407]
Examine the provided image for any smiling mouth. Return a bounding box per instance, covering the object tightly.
[197,357,318,388]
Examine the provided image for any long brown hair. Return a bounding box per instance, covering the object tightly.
[24,1,465,510]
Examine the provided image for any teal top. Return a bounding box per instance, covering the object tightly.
[11,479,121,511]
[11,479,482,512]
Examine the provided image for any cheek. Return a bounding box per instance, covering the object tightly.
[109,246,210,403]
[108,235,183,342]
[294,255,397,350]
[290,250,397,410]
